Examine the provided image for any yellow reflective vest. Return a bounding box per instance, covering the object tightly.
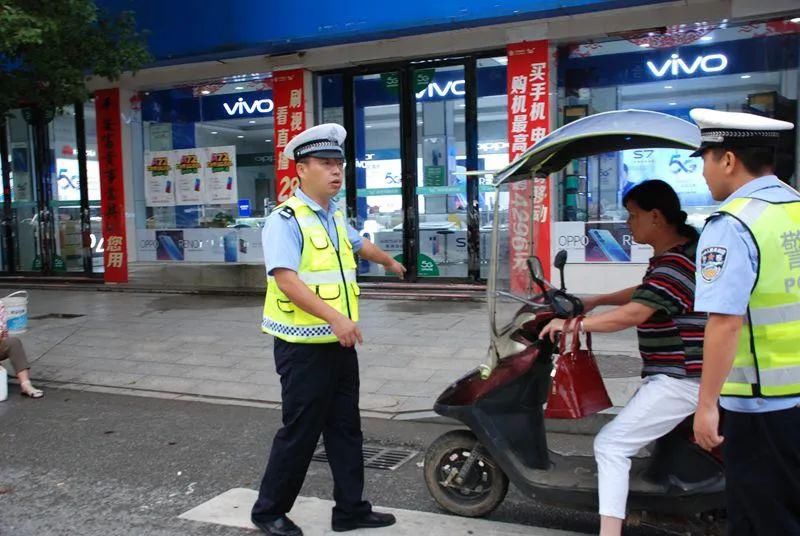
[261,196,360,343]
[712,196,800,397]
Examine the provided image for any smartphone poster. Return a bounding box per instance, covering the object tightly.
[586,223,631,262]
[204,146,238,205]
[155,230,185,261]
[553,222,653,263]
[144,151,176,207]
[174,149,205,205]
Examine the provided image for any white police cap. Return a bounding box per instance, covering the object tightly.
[689,108,794,157]
[284,123,346,161]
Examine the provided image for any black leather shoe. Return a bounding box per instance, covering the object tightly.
[332,511,397,532]
[252,515,303,536]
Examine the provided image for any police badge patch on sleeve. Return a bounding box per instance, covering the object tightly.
[701,246,728,282]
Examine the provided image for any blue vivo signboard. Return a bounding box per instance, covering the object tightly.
[96,0,672,64]
[142,68,508,123]
[559,33,799,87]
[142,90,274,123]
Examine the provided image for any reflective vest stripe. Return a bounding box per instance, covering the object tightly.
[727,366,758,384]
[760,366,800,386]
[750,302,800,326]
[731,198,769,226]
[299,270,357,285]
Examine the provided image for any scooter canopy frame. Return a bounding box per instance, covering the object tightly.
[485,109,701,372]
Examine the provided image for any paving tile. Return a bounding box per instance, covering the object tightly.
[71,370,144,387]
[360,366,435,382]
[183,366,255,382]
[407,356,481,371]
[377,380,448,397]
[190,381,281,401]
[125,375,201,394]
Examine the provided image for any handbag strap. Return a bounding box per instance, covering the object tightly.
[570,315,592,353]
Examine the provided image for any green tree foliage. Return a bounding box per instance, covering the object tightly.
[0,0,151,117]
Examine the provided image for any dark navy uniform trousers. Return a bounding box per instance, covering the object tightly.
[723,405,800,535]
[252,338,372,524]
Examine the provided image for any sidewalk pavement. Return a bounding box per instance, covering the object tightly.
[3,288,641,420]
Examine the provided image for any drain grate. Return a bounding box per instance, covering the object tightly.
[29,313,85,320]
[312,444,418,471]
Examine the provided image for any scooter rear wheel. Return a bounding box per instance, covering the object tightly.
[424,430,509,517]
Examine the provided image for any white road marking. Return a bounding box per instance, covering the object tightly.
[179,488,585,535]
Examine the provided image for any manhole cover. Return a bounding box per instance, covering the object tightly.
[312,444,418,471]
[29,313,85,320]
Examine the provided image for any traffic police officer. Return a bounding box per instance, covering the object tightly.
[252,123,406,536]
[690,108,800,534]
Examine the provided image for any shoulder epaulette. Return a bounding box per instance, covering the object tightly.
[277,206,294,220]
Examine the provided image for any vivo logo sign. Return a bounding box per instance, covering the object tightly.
[223,97,274,116]
[647,53,728,78]
[416,80,466,99]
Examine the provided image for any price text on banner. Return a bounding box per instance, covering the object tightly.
[507,40,552,290]
[273,70,307,203]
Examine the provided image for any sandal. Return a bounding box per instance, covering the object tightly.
[20,381,44,399]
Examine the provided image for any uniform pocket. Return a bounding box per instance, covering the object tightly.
[350,282,361,297]
[309,231,329,250]
[316,284,342,300]
[277,299,295,313]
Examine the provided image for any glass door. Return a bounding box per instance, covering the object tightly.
[352,72,405,276]
[413,64,472,279]
[0,104,98,276]
[4,110,49,273]
[323,54,501,282]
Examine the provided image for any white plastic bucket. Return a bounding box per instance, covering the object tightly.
[0,366,7,402]
[2,291,28,334]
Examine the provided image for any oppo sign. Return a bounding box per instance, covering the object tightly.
[223,96,274,116]
[646,53,729,78]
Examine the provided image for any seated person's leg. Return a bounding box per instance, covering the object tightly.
[594,376,698,534]
[2,336,43,398]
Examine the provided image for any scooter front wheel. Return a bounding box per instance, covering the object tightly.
[424,430,509,517]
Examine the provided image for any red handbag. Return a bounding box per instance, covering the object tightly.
[544,316,613,419]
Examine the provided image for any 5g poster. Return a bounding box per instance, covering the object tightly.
[143,146,238,207]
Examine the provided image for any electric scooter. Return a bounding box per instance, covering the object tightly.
[423,110,725,533]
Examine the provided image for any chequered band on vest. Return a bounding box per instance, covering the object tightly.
[262,317,334,339]
[294,140,343,159]
[700,129,782,144]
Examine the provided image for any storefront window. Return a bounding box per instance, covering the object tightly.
[50,103,103,272]
[349,72,403,276]
[555,21,799,264]
[136,73,274,263]
[83,99,104,273]
[477,56,509,279]
[5,111,36,272]
[416,64,468,277]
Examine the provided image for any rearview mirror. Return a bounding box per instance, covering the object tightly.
[527,256,544,280]
[554,250,568,270]
[526,256,547,295]
[554,250,568,291]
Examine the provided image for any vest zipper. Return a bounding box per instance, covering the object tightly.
[313,209,352,320]
[334,238,352,320]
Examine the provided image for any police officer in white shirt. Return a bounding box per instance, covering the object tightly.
[690,108,800,535]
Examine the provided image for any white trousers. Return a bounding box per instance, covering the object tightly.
[594,374,700,519]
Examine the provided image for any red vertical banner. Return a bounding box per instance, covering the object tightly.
[507,40,552,290]
[95,88,128,283]
[273,69,307,203]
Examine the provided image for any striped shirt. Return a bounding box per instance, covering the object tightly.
[631,240,706,378]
